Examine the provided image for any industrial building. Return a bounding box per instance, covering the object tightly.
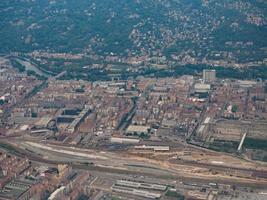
[112,185,161,199]
[126,125,151,136]
[134,145,170,152]
[110,137,140,144]
[115,180,167,191]
[66,107,90,133]
[0,179,35,200]
[194,83,211,93]
[56,107,91,133]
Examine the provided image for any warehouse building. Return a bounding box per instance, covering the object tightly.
[126,125,151,136]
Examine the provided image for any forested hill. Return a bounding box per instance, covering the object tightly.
[0,0,266,65]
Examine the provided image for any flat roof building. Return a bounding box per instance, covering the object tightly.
[116,180,167,191]
[134,145,170,151]
[110,137,140,144]
[203,69,216,83]
[194,83,211,93]
[126,125,150,135]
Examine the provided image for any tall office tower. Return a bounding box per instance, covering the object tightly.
[203,69,216,83]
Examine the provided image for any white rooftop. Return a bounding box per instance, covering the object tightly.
[126,125,150,133]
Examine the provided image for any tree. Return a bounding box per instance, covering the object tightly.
[232,105,238,113]
[0,99,5,105]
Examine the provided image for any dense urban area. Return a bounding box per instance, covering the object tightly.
[0,0,267,200]
[0,54,267,200]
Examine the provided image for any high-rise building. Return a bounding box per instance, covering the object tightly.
[203,69,216,83]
